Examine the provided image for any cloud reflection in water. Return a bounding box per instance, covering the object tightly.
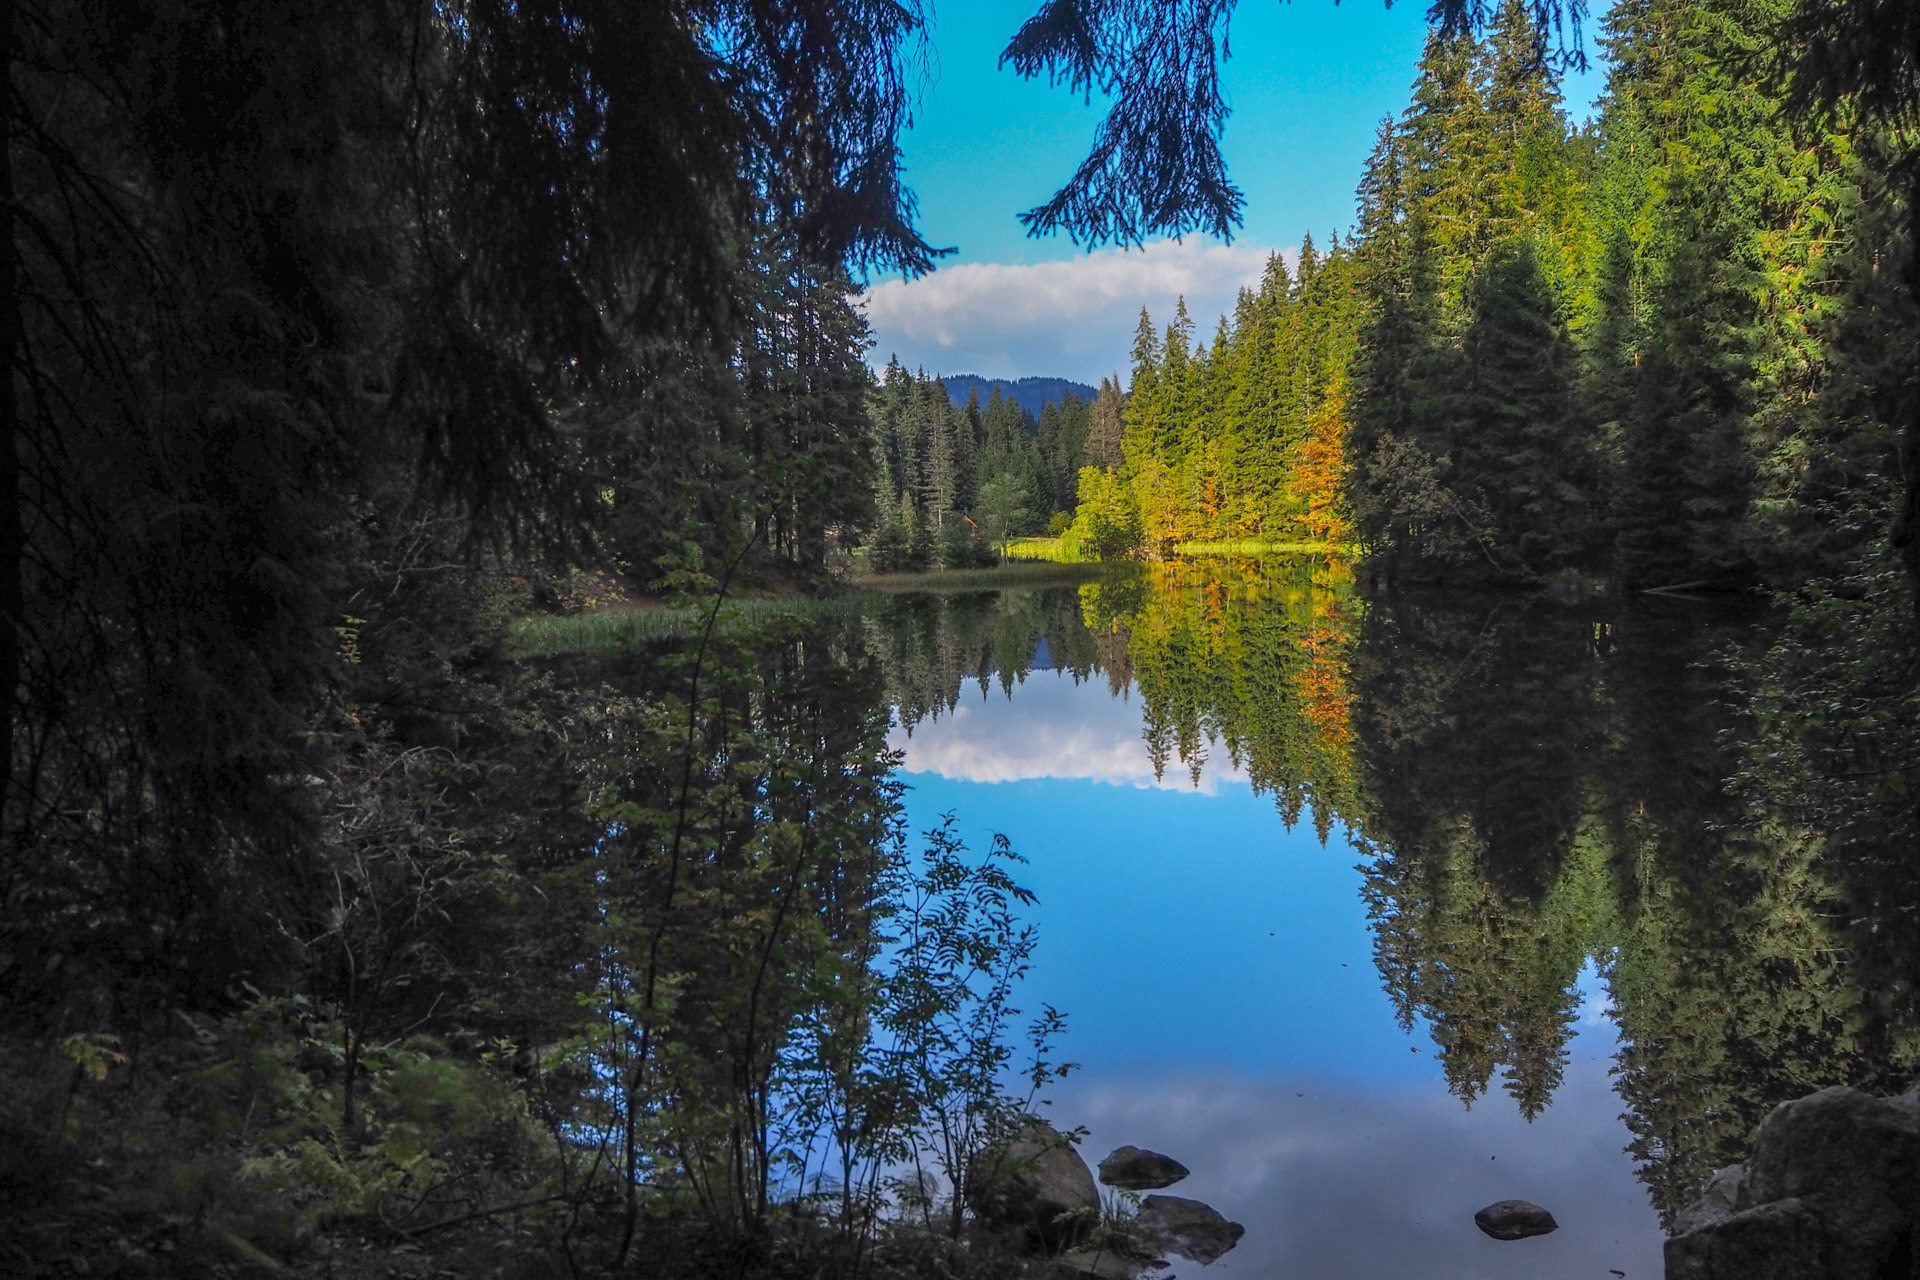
[889,668,1250,793]
[1060,1058,1660,1278]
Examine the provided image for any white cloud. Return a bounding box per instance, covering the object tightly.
[860,239,1285,387]
[888,669,1249,792]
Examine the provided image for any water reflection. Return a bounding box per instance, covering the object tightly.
[1352,591,1866,1213]
[887,671,1250,791]
[1069,1059,1658,1279]
[858,559,1897,1230]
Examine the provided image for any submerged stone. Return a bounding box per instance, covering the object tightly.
[1055,1248,1146,1279]
[1098,1146,1191,1191]
[1474,1199,1559,1240]
[1137,1194,1245,1264]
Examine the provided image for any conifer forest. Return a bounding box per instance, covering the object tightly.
[3,0,1919,1277]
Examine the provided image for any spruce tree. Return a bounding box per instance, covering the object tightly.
[926,378,961,521]
[875,357,915,496]
[1122,309,1167,476]
[1088,376,1128,470]
[1402,30,1494,307]
[1451,241,1588,574]
[1594,0,1848,587]
[1159,297,1198,472]
[1036,399,1067,513]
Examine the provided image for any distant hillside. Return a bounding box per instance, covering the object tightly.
[937,374,1098,420]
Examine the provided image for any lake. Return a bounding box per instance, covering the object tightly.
[855,557,1878,1278]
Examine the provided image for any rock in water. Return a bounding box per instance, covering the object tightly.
[1670,1164,1747,1237]
[967,1118,1102,1251]
[1666,1085,1920,1279]
[1137,1195,1245,1264]
[1098,1146,1191,1191]
[1474,1200,1559,1241]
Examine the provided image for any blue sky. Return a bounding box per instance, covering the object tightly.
[863,0,1608,384]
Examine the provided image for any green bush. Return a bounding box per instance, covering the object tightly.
[939,519,999,568]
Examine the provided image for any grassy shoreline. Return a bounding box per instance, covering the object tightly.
[508,590,888,655]
[513,536,1358,658]
[509,560,1148,656]
[1002,535,1354,561]
[508,541,1363,657]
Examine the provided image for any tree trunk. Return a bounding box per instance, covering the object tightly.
[0,0,23,836]
[1900,167,1920,628]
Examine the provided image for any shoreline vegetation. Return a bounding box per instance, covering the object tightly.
[511,546,1370,659]
[1004,537,1353,560]
[508,560,1148,656]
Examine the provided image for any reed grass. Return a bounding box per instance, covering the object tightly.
[511,558,1154,656]
[1001,536,1081,563]
[508,592,884,656]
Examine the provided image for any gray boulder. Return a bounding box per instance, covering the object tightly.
[1473,1200,1558,1241]
[1667,1198,1830,1280]
[1670,1164,1747,1237]
[1137,1194,1245,1265]
[1098,1146,1191,1191]
[968,1118,1102,1251]
[1666,1086,1920,1279]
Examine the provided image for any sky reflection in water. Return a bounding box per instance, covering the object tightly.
[891,667,1661,1278]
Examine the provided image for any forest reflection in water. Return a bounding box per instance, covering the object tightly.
[855,557,1906,1225]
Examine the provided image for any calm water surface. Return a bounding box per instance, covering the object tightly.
[858,559,1874,1278]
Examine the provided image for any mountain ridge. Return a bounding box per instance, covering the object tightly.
[935,373,1099,421]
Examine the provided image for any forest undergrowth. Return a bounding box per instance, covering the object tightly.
[1,590,1089,1280]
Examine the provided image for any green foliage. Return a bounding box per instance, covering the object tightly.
[1072,245,1360,556]
[1063,467,1144,561]
[868,370,1097,553]
[1590,0,1854,589]
[1,1001,563,1274]
[873,361,972,521]
[865,820,1074,1236]
[868,493,921,573]
[1348,434,1500,570]
[1344,8,1601,583]
[940,519,1002,569]
[1328,0,1893,599]
[1001,537,1080,563]
[976,474,1033,556]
